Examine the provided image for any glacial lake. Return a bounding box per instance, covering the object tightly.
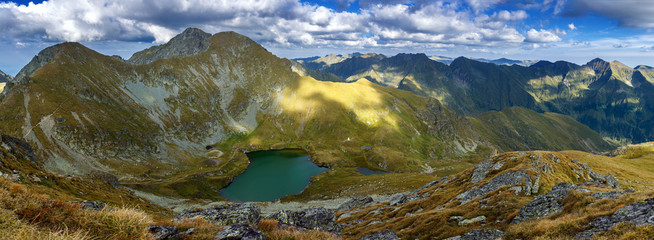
[220,150,329,202]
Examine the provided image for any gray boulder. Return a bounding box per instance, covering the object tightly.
[576,198,654,239]
[174,203,261,225]
[359,230,399,240]
[337,196,374,212]
[389,193,408,206]
[215,223,265,240]
[267,207,343,233]
[512,182,578,223]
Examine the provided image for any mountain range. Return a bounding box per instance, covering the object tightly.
[2,28,654,240]
[0,28,612,199]
[296,53,654,143]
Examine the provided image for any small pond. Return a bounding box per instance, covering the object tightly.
[220,150,328,202]
[357,167,388,176]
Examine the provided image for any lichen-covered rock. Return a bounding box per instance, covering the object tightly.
[215,223,265,240]
[337,196,374,212]
[174,203,261,225]
[445,228,505,240]
[266,207,343,233]
[359,230,399,240]
[512,182,578,223]
[456,170,532,203]
[576,198,654,239]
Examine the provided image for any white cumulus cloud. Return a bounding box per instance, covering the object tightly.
[525,29,562,43]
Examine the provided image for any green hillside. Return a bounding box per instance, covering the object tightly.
[469,107,613,153]
[312,54,654,143]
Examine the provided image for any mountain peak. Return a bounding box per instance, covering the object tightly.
[584,58,610,73]
[635,65,653,70]
[128,27,212,64]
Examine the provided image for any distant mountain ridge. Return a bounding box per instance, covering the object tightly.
[299,53,654,142]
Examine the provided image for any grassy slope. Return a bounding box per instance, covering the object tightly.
[469,106,613,153]
[339,150,654,239]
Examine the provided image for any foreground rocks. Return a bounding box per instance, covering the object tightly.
[445,229,505,240]
[512,182,580,223]
[174,203,261,225]
[267,207,344,233]
[576,198,654,239]
[215,223,265,240]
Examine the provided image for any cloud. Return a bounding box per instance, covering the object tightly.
[568,23,576,30]
[641,45,654,52]
[561,0,654,28]
[525,29,562,43]
[572,40,590,46]
[613,43,631,48]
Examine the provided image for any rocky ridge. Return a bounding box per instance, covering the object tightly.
[331,151,651,239]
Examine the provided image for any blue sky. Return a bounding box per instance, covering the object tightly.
[1,0,653,76]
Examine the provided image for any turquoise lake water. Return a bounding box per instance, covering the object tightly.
[220,150,328,202]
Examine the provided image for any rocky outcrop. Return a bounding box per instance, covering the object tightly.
[147,225,194,240]
[337,196,374,212]
[266,207,343,233]
[12,44,63,83]
[456,170,535,203]
[359,230,399,240]
[174,203,261,225]
[576,198,654,239]
[215,223,265,240]
[129,28,212,65]
[1,134,37,164]
[512,182,581,223]
[445,229,505,240]
[470,159,504,183]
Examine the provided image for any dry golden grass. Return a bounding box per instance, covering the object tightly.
[0,177,154,240]
[258,220,341,240]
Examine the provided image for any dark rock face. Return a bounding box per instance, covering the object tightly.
[1,134,38,163]
[445,228,505,240]
[576,198,654,239]
[266,207,343,233]
[456,170,533,203]
[512,182,579,223]
[359,230,399,240]
[215,223,265,240]
[337,196,374,212]
[591,190,635,200]
[174,203,261,225]
[129,28,212,65]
